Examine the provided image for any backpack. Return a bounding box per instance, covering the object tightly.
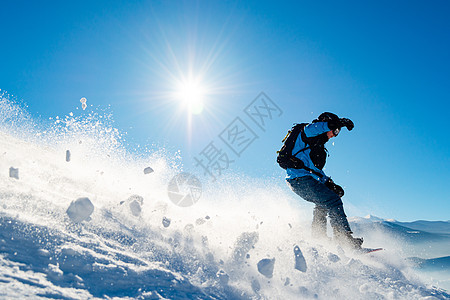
[276,123,308,170]
[276,123,326,178]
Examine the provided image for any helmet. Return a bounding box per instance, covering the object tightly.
[313,112,343,133]
[313,112,340,123]
[313,112,354,132]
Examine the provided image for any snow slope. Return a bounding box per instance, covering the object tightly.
[349,215,450,292]
[1,94,449,299]
[349,216,450,258]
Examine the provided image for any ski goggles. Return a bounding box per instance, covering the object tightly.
[333,128,340,136]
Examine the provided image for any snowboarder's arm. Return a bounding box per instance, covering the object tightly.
[304,122,330,137]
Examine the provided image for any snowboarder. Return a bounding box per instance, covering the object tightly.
[278,112,363,249]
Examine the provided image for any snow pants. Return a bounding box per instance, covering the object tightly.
[287,176,352,238]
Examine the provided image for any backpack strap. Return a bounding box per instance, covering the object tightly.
[289,124,324,178]
[292,126,311,157]
[277,123,325,178]
[292,146,310,157]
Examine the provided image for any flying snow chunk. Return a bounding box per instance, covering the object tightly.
[284,277,290,286]
[121,195,143,217]
[66,197,94,222]
[232,232,259,262]
[251,279,261,294]
[162,217,171,228]
[328,253,340,263]
[144,167,154,174]
[257,258,275,278]
[129,198,142,217]
[9,167,19,179]
[216,269,229,285]
[80,97,87,110]
[195,218,205,225]
[294,245,307,272]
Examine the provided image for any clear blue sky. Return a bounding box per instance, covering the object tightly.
[1,0,449,221]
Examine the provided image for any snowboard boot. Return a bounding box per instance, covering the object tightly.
[334,231,364,250]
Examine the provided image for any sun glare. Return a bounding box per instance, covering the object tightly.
[176,78,205,115]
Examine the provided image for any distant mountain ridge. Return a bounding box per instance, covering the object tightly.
[349,215,450,235]
[349,215,450,258]
[393,220,450,235]
[408,256,450,270]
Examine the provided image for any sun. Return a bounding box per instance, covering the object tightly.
[176,77,205,115]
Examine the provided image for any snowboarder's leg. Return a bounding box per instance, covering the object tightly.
[312,205,327,239]
[328,204,363,249]
[327,202,351,233]
[319,192,363,249]
[287,176,363,248]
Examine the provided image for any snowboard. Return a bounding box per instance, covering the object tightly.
[358,247,383,254]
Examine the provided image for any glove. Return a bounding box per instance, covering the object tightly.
[339,118,354,131]
[325,178,345,197]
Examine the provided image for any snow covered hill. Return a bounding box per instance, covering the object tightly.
[349,215,450,258]
[349,215,450,292]
[394,220,450,235]
[1,95,450,299]
[349,215,450,235]
[409,256,450,271]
